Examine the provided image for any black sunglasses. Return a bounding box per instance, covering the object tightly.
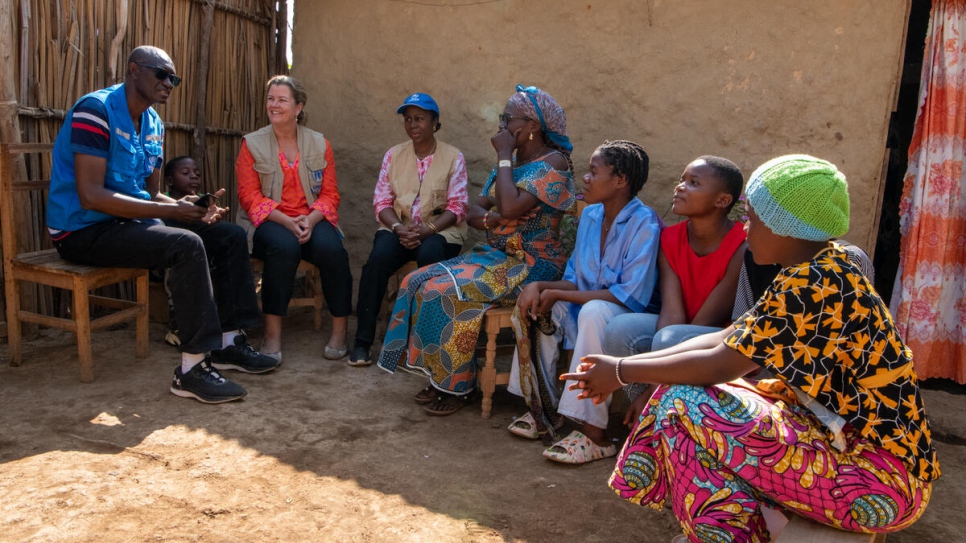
[135,62,182,87]
[499,113,531,125]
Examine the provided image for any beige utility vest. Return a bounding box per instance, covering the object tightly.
[382,139,467,246]
[235,124,330,249]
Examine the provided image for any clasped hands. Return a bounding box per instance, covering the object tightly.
[395,223,432,250]
[285,213,323,244]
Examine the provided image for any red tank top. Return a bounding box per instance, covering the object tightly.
[661,221,746,322]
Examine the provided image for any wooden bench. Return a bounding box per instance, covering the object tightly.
[1,142,149,382]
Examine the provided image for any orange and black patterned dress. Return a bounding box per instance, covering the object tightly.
[609,245,939,542]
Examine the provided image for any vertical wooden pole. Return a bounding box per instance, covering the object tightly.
[192,0,214,165]
[1,0,24,143]
[17,0,28,107]
[277,0,288,74]
[267,1,277,77]
[108,0,128,82]
[1,0,26,338]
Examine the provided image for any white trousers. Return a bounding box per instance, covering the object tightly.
[509,299,632,429]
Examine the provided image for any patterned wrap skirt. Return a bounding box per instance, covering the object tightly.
[377,241,535,394]
[609,381,932,543]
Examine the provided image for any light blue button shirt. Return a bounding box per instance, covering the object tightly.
[560,198,662,331]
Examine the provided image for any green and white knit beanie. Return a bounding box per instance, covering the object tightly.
[745,154,850,241]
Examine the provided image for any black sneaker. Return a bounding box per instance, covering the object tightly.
[170,358,247,404]
[210,335,280,374]
[347,345,372,367]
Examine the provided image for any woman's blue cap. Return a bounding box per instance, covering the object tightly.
[396,93,439,115]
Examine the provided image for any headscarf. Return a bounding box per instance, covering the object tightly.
[509,84,573,154]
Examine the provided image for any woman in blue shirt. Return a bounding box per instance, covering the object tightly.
[509,140,662,462]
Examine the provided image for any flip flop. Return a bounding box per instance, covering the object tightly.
[423,392,474,416]
[542,430,617,464]
[414,385,437,405]
[507,412,563,440]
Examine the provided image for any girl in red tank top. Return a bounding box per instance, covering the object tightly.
[656,156,747,330]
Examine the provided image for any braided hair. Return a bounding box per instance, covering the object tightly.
[597,140,649,195]
[697,155,743,211]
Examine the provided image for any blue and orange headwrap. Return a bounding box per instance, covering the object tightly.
[509,84,573,153]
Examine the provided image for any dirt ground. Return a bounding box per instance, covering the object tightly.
[1,312,964,543]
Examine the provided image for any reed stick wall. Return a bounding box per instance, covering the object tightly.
[1,0,286,331]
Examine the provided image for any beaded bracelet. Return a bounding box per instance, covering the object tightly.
[483,210,491,230]
[615,358,629,386]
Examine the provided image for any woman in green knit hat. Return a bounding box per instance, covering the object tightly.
[564,154,939,542]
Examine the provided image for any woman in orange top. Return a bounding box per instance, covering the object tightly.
[235,75,351,362]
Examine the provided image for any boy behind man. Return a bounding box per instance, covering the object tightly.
[162,156,278,375]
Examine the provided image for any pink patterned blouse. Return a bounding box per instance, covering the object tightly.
[372,147,468,224]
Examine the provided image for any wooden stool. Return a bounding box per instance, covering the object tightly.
[250,258,324,330]
[377,260,418,341]
[479,305,514,419]
[477,309,582,419]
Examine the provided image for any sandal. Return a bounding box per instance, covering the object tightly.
[542,430,617,464]
[508,413,541,439]
[414,386,437,405]
[507,412,563,440]
[423,392,474,416]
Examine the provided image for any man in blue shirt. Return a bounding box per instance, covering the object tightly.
[47,45,277,403]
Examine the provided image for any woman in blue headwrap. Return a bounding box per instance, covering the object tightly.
[377,85,576,416]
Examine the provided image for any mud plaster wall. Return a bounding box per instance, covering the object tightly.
[291,0,908,286]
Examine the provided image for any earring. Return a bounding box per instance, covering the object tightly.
[529,132,534,141]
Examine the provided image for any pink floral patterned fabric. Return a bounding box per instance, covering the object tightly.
[610,383,932,542]
[891,0,966,383]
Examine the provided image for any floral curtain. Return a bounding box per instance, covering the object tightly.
[891,0,966,383]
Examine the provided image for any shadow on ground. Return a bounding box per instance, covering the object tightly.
[0,312,963,542]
